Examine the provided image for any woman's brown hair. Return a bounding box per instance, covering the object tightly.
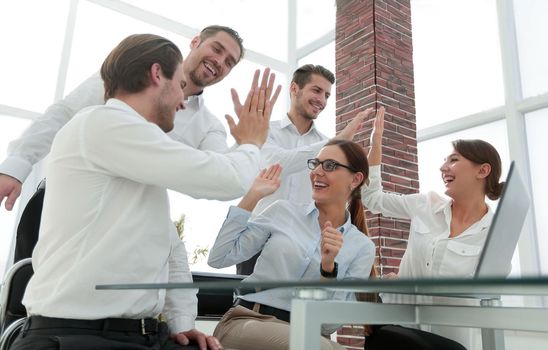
[324,139,378,279]
[452,139,504,200]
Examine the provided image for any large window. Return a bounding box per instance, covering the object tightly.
[413,0,548,276]
[1,0,546,279]
[0,0,336,276]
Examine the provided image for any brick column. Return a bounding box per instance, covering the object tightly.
[335,0,418,348]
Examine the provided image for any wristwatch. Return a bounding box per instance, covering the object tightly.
[320,262,338,278]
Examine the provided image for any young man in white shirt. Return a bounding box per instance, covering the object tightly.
[0,25,251,211]
[236,64,372,274]
[11,33,277,350]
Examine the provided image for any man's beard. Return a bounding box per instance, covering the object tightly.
[296,98,318,121]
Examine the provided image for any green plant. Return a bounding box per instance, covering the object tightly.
[173,213,209,265]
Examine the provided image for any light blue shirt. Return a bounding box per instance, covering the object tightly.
[253,114,328,215]
[208,200,376,312]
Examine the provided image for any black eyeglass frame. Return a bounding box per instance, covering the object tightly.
[307,158,358,173]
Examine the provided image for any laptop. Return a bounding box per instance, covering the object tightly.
[474,161,531,278]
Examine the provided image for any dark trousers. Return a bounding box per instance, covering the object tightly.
[11,317,201,350]
[364,325,467,350]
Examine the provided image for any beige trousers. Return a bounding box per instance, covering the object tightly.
[213,306,346,350]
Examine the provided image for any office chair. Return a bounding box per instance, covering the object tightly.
[13,179,46,264]
[0,258,33,350]
[0,258,32,333]
[192,271,245,320]
[0,318,25,350]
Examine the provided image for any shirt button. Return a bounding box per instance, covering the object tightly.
[426,262,430,266]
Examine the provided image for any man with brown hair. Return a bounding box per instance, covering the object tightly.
[11,33,277,350]
[0,25,257,212]
[236,64,372,274]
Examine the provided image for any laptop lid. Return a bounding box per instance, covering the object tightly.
[474,161,531,278]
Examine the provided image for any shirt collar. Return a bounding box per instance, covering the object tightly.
[305,202,353,235]
[186,93,204,108]
[281,113,318,134]
[477,204,494,230]
[441,200,495,232]
[106,98,144,119]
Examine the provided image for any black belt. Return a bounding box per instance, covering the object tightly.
[23,315,159,335]
[234,298,290,322]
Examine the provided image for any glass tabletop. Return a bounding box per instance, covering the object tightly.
[96,275,548,298]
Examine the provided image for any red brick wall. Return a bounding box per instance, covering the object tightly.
[335,0,417,348]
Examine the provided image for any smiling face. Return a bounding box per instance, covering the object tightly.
[292,73,332,121]
[154,62,186,132]
[184,31,241,90]
[439,148,486,199]
[309,145,363,207]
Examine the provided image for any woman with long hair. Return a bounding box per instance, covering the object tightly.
[362,108,504,350]
[208,140,376,350]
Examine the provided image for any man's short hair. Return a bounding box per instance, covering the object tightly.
[292,64,335,88]
[101,34,183,101]
[199,25,245,61]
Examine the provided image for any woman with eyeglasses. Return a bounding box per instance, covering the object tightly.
[361,108,503,350]
[208,139,376,350]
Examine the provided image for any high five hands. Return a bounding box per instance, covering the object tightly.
[227,68,282,147]
[238,163,282,212]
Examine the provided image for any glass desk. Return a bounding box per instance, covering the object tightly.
[97,277,548,350]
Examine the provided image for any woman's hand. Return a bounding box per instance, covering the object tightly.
[367,106,385,166]
[320,221,343,274]
[238,164,282,212]
[370,106,385,145]
[249,164,282,198]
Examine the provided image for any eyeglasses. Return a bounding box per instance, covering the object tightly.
[307,158,358,173]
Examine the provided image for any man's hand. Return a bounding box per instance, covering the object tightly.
[335,107,375,141]
[0,174,22,211]
[172,329,223,350]
[320,221,343,273]
[232,67,281,118]
[226,68,282,147]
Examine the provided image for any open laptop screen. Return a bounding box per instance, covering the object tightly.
[474,161,531,278]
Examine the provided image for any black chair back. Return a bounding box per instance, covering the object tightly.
[13,179,46,263]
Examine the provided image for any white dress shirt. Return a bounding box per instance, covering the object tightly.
[253,114,328,215]
[23,99,261,333]
[362,165,493,279]
[208,201,376,334]
[0,73,229,182]
[362,165,493,349]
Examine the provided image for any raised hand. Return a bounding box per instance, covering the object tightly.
[0,174,22,211]
[335,107,375,141]
[367,106,385,166]
[370,106,385,145]
[249,164,282,198]
[238,164,283,212]
[320,221,343,274]
[226,68,282,147]
[232,68,281,117]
